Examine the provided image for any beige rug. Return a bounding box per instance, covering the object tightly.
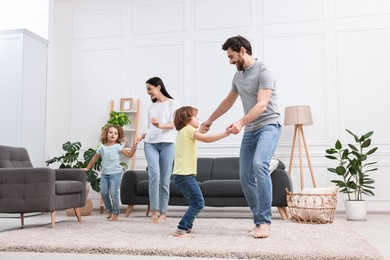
[0,215,384,260]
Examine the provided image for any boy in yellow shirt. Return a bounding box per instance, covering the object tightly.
[172,106,230,237]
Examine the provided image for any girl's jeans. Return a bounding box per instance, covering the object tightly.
[100,171,121,215]
[144,142,175,213]
[173,175,205,231]
[239,123,281,225]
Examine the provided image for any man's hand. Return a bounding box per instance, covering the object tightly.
[227,121,243,134]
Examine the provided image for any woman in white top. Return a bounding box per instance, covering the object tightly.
[137,77,180,224]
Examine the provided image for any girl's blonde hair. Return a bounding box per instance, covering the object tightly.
[100,124,125,144]
[174,106,198,130]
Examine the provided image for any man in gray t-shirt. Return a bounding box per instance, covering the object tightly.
[201,35,281,239]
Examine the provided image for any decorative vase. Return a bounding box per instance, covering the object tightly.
[66,183,93,216]
[345,200,367,221]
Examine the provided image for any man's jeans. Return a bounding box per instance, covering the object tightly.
[239,124,281,225]
[144,142,175,213]
[173,175,205,231]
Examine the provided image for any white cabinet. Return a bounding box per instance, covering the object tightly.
[0,29,48,166]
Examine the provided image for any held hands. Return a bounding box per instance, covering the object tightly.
[226,121,243,135]
[200,120,213,133]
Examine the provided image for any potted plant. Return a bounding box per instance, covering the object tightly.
[325,129,378,220]
[46,141,101,192]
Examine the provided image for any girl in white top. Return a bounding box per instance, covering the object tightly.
[137,77,180,224]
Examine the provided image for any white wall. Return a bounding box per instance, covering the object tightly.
[48,0,390,211]
[0,0,49,40]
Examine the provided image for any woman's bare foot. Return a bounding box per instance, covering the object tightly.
[158,213,167,222]
[106,212,112,219]
[109,214,119,221]
[254,224,270,238]
[150,211,158,224]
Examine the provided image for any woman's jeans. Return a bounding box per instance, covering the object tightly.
[240,124,281,226]
[144,142,175,213]
[173,175,205,231]
[100,171,122,215]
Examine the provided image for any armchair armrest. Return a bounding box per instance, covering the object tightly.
[55,168,86,185]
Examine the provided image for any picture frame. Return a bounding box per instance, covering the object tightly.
[120,98,133,111]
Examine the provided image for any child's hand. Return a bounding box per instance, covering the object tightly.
[82,168,89,172]
[225,128,232,136]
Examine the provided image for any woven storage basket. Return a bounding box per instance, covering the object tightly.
[286,188,338,224]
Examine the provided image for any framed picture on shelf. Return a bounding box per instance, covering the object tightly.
[120,98,133,111]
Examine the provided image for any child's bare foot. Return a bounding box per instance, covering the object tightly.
[109,214,119,221]
[158,213,167,222]
[150,211,158,224]
[173,229,191,238]
[106,212,112,219]
[254,224,270,238]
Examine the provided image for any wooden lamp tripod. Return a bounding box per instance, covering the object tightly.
[284,106,316,190]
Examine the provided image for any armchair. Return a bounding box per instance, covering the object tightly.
[0,145,86,228]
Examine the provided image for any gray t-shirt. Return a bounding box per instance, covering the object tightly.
[231,59,280,132]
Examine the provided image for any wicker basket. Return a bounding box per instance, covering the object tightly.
[286,188,338,224]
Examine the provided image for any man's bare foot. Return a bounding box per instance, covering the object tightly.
[254,224,270,239]
[106,212,112,219]
[249,226,259,235]
[109,214,119,221]
[158,213,167,222]
[150,211,158,224]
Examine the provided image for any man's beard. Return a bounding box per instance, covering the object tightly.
[236,59,245,71]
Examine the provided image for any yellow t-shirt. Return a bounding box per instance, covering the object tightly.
[173,125,197,175]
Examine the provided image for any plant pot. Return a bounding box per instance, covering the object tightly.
[66,183,93,216]
[345,200,367,221]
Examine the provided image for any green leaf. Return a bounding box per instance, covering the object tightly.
[366,147,378,155]
[335,140,342,150]
[362,139,371,148]
[363,131,374,139]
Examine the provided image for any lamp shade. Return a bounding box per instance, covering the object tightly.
[284,105,313,126]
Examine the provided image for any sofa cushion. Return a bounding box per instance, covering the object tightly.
[211,157,239,180]
[196,158,213,182]
[202,180,244,197]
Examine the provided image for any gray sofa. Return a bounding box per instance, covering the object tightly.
[0,145,86,228]
[120,157,292,219]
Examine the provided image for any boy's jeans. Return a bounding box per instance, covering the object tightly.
[173,175,205,231]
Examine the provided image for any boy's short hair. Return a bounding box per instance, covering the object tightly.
[174,106,198,131]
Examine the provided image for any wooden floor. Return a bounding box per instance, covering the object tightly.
[1,206,389,259]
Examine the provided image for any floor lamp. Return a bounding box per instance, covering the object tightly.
[284,105,316,190]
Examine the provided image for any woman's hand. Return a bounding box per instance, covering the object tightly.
[151,117,160,128]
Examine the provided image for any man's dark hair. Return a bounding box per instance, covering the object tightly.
[222,35,252,55]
